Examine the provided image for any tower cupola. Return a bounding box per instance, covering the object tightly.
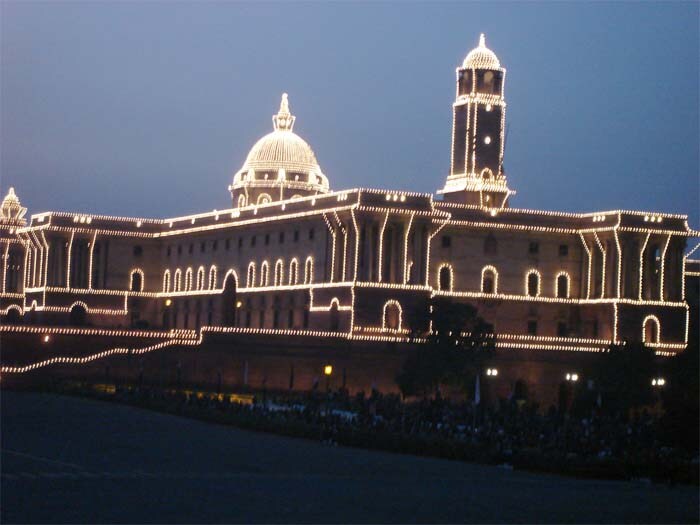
[439,34,513,207]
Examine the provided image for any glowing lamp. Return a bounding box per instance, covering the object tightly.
[42,335,50,343]
[165,299,172,307]
[324,365,333,376]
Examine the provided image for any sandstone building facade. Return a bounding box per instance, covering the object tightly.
[2,36,698,399]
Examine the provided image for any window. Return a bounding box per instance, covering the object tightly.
[177,245,182,256]
[556,273,570,298]
[481,266,498,294]
[441,236,451,248]
[279,232,285,244]
[309,228,315,241]
[559,244,569,257]
[212,240,218,252]
[526,271,540,297]
[329,302,340,331]
[383,301,402,332]
[130,270,143,292]
[167,246,171,257]
[246,263,255,288]
[238,238,243,249]
[557,322,568,337]
[208,266,217,289]
[225,239,230,250]
[260,262,269,286]
[274,260,284,286]
[643,316,660,344]
[438,265,452,291]
[304,257,313,284]
[289,259,298,285]
[133,245,143,257]
[294,230,300,242]
[251,236,256,247]
[265,234,270,246]
[484,235,497,255]
[196,267,205,290]
[163,270,171,293]
[200,242,206,253]
[527,320,538,336]
[528,241,539,255]
[188,244,193,254]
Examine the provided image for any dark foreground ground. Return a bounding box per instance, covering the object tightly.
[1,391,698,524]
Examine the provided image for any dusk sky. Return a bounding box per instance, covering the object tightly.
[2,2,698,227]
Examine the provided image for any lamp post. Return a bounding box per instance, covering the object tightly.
[324,365,333,392]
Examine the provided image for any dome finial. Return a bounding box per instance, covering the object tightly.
[479,33,486,47]
[273,92,295,131]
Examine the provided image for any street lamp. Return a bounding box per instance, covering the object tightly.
[651,377,666,387]
[324,365,332,393]
[486,368,498,376]
[565,373,579,382]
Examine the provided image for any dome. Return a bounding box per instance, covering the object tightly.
[462,34,501,70]
[242,126,321,175]
[230,94,329,206]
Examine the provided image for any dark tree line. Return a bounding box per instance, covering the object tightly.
[397,299,495,398]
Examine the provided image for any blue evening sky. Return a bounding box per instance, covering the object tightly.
[1,2,698,226]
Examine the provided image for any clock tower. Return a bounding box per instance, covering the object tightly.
[439,34,512,207]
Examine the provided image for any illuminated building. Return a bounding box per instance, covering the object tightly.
[2,36,698,401]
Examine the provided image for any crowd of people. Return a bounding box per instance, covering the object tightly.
[62,382,698,484]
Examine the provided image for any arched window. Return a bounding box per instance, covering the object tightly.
[289,258,298,285]
[556,272,570,298]
[221,271,238,327]
[208,265,217,289]
[481,266,498,294]
[69,302,87,326]
[642,315,661,344]
[438,264,453,291]
[260,261,269,286]
[246,262,256,288]
[174,269,182,292]
[163,270,171,293]
[274,259,284,286]
[383,300,402,332]
[185,268,193,291]
[304,256,313,284]
[196,266,205,290]
[484,234,498,255]
[257,193,272,205]
[329,300,340,331]
[526,270,540,297]
[130,269,144,292]
[237,194,246,208]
